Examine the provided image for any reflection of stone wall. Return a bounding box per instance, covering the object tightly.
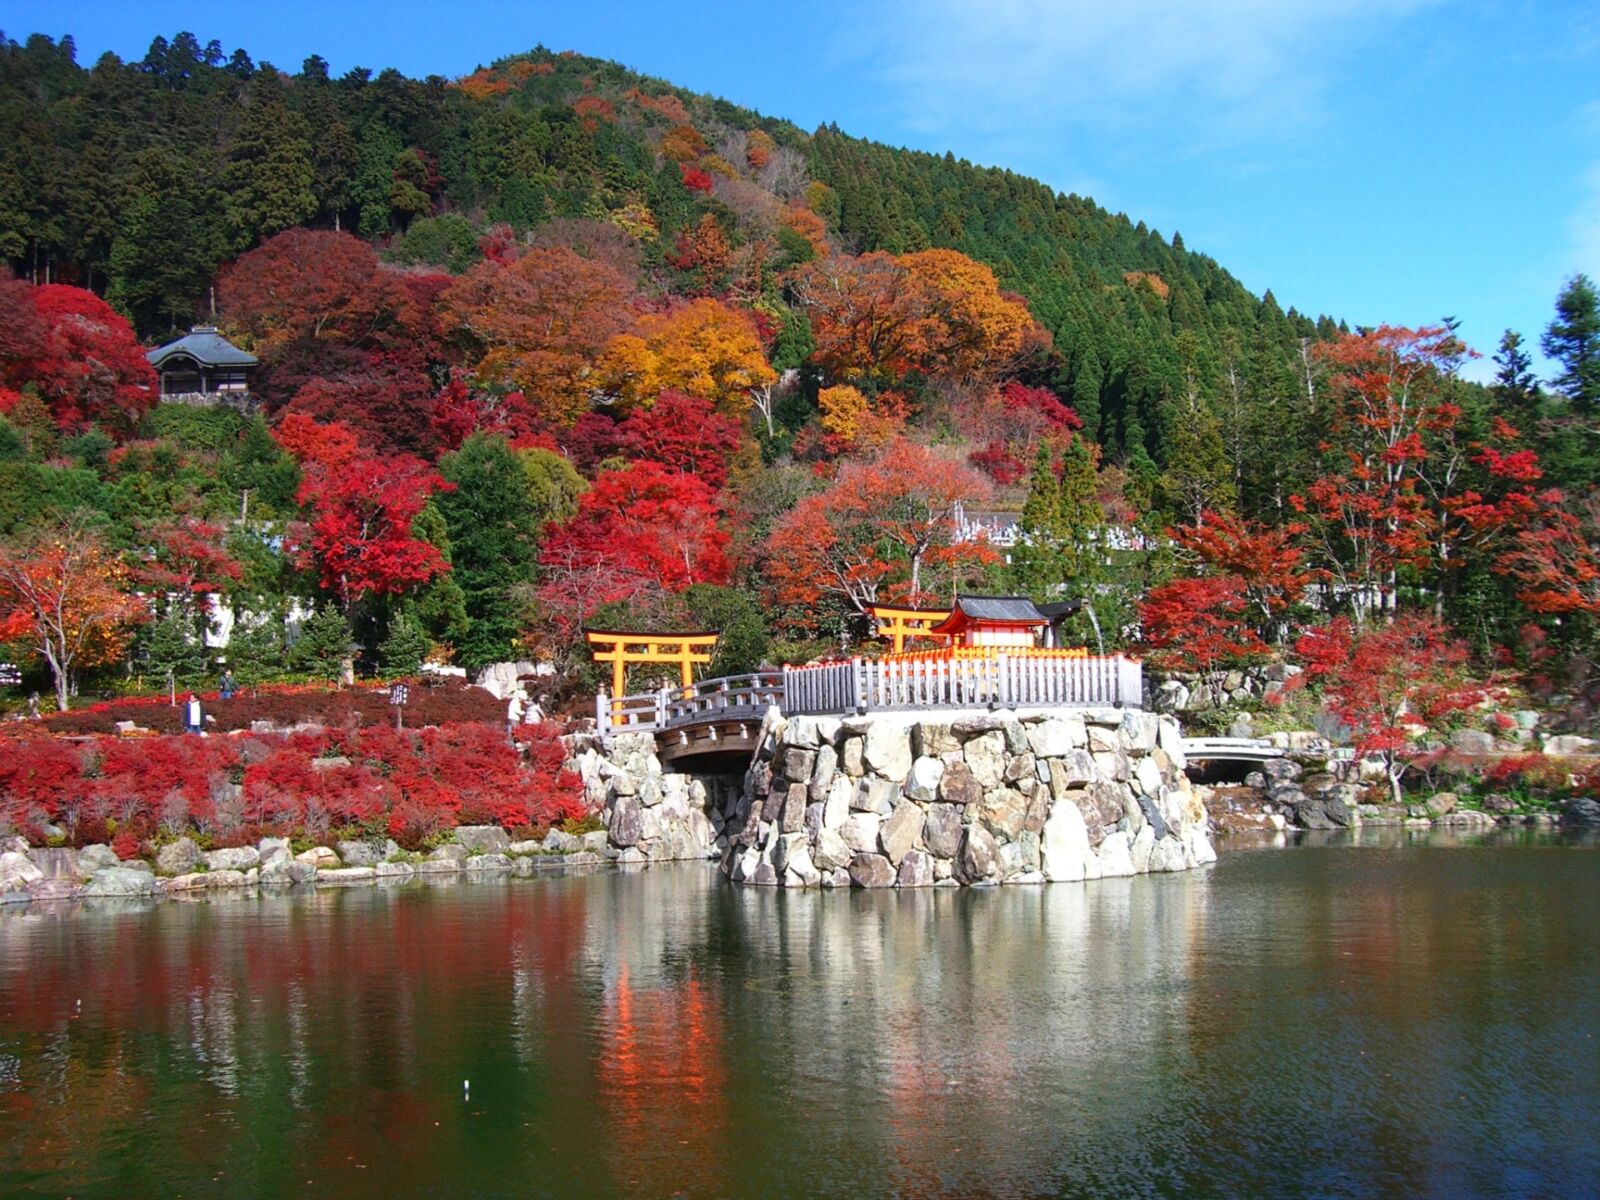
[717,708,1215,888]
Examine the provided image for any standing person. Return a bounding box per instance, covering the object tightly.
[218,668,236,700]
[184,692,204,734]
[506,690,525,742]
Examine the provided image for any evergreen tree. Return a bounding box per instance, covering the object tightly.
[437,434,548,670]
[1543,274,1600,412]
[290,605,354,681]
[227,612,287,686]
[1157,387,1235,525]
[1011,438,1105,600]
[379,607,431,675]
[1491,329,1539,417]
[140,610,208,686]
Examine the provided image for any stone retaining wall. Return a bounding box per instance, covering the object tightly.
[566,731,731,865]
[718,707,1215,888]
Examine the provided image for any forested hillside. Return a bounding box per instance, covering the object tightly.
[0,32,1338,471]
[0,29,1596,727]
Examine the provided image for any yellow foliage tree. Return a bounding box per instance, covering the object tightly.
[597,299,776,417]
[818,385,870,444]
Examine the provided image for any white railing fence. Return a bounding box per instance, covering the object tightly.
[598,655,1143,738]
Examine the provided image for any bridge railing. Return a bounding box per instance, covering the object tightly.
[783,653,1142,716]
[597,654,1143,739]
[664,671,785,726]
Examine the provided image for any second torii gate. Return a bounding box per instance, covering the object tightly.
[866,604,954,654]
[584,630,720,703]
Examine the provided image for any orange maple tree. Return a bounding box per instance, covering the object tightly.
[765,439,994,614]
[0,519,147,711]
[445,246,636,428]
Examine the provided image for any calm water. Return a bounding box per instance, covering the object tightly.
[2,834,1598,1199]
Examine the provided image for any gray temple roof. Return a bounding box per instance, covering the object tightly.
[950,595,1048,623]
[146,326,258,369]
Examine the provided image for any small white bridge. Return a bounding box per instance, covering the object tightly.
[1179,737,1288,764]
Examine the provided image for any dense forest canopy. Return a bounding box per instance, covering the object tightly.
[0,29,1595,724]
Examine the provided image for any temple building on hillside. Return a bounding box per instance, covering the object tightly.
[928,595,1050,648]
[146,326,258,408]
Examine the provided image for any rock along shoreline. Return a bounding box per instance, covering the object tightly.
[0,822,690,908]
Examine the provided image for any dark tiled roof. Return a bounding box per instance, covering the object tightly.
[952,595,1047,623]
[147,326,258,369]
[1036,600,1083,619]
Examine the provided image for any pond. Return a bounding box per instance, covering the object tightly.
[2,831,1597,1198]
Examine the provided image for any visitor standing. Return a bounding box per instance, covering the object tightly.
[219,669,236,700]
[184,692,204,734]
[506,691,525,741]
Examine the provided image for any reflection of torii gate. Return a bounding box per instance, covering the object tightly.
[866,604,953,654]
[584,630,719,705]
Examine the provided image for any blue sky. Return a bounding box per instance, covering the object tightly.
[13,1,1600,381]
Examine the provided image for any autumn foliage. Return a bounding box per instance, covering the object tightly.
[1292,615,1486,803]
[0,277,155,434]
[0,721,585,847]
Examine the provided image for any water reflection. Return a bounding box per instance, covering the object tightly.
[1,843,1598,1198]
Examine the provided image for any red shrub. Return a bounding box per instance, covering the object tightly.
[680,164,714,194]
[1,719,588,847]
[0,736,88,834]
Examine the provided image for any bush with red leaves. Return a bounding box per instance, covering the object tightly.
[32,678,506,737]
[0,720,586,848]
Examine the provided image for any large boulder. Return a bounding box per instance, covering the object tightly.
[334,838,396,870]
[956,825,1000,883]
[1047,752,1096,797]
[808,743,838,799]
[1546,735,1599,757]
[839,812,883,855]
[904,756,945,803]
[863,722,913,779]
[897,848,935,887]
[1041,798,1092,882]
[1027,715,1086,759]
[1561,797,1600,827]
[608,796,643,847]
[77,844,121,874]
[977,789,1028,842]
[922,804,964,859]
[912,722,960,758]
[455,825,511,854]
[0,851,44,892]
[205,846,261,872]
[156,837,202,876]
[814,827,853,872]
[938,763,983,808]
[260,857,316,885]
[879,802,923,866]
[296,846,341,868]
[82,866,156,897]
[963,732,1007,790]
[848,852,897,888]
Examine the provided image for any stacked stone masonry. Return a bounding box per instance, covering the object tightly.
[718,707,1216,888]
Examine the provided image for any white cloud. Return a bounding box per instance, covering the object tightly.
[836,0,1441,155]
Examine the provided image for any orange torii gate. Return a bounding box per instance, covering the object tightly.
[584,630,720,704]
[866,604,954,654]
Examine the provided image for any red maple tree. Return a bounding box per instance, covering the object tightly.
[1292,614,1486,804]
